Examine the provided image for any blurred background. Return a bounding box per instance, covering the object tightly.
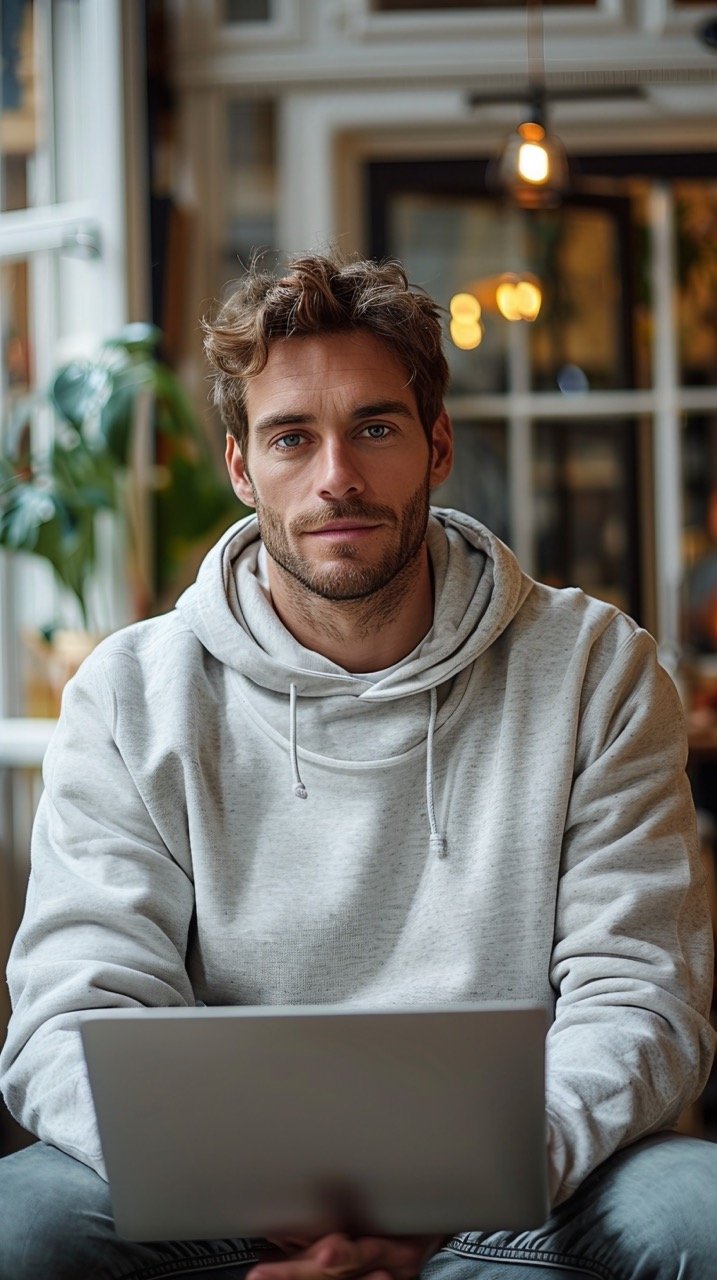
[1,0,716,1147]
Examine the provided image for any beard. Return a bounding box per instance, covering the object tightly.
[252,473,431,602]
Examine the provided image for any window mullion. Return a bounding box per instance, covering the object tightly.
[649,180,682,666]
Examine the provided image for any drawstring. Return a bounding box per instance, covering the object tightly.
[289,682,308,799]
[288,680,447,858]
[426,686,448,859]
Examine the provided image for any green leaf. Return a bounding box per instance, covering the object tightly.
[99,381,136,465]
[102,323,163,354]
[50,438,117,512]
[0,483,57,550]
[51,361,113,431]
[1,320,240,620]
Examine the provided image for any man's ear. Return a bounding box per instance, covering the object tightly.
[226,436,256,507]
[429,409,454,491]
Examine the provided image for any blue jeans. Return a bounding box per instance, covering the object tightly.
[0,1132,715,1279]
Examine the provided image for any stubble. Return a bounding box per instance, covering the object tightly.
[252,472,432,637]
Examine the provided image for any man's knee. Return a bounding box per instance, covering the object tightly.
[598,1131,717,1215]
[436,1133,717,1280]
[581,1131,717,1274]
[0,1141,115,1280]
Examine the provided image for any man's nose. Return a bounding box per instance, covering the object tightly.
[316,438,365,500]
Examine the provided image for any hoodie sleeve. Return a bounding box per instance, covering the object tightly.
[0,654,196,1178]
[546,625,716,1205]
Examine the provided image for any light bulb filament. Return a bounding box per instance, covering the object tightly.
[517,141,550,185]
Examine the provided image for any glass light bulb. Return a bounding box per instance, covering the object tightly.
[517,141,550,185]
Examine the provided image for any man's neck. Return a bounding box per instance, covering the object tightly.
[265,544,434,673]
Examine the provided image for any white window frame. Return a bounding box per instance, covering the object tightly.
[0,0,133,1042]
[171,0,301,54]
[0,0,129,720]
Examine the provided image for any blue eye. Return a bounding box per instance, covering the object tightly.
[363,424,391,439]
[275,433,304,450]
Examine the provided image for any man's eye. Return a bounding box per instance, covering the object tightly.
[362,424,392,440]
[275,433,304,450]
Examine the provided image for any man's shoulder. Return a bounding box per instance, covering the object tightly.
[77,610,206,697]
[517,577,639,650]
[94,608,194,656]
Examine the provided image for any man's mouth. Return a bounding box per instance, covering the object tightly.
[305,522,382,540]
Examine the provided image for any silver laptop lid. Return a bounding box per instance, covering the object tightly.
[80,1003,549,1241]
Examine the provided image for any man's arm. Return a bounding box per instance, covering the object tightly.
[0,650,197,1176]
[546,626,715,1204]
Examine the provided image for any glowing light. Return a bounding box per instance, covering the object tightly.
[514,279,542,320]
[496,280,522,322]
[450,292,481,322]
[517,141,550,185]
[449,293,483,348]
[495,275,543,323]
[491,112,568,208]
[450,318,483,350]
[519,121,546,144]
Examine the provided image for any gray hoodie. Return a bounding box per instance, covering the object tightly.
[1,509,714,1208]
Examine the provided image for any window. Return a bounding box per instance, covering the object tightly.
[223,99,278,287]
[370,155,717,653]
[0,0,129,716]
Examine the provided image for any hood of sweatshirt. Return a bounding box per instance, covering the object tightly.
[176,507,533,702]
[176,509,533,858]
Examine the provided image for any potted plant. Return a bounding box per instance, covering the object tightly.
[0,323,240,710]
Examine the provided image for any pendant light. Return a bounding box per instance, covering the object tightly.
[492,0,569,209]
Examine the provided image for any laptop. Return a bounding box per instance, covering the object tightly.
[80,1002,549,1242]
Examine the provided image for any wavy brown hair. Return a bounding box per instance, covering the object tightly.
[202,252,449,453]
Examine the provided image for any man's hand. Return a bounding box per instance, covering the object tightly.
[248,1233,449,1280]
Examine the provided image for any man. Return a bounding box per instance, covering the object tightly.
[0,252,715,1279]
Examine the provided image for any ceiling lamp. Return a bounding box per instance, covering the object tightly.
[494,93,569,210]
[491,0,569,210]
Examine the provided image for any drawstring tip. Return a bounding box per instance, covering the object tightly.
[293,783,308,800]
[430,833,448,859]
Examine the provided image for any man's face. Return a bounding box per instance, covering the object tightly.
[226,331,452,603]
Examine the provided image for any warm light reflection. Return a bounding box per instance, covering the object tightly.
[495,274,542,323]
[496,281,521,322]
[514,279,542,320]
[450,318,483,349]
[450,292,481,321]
[449,292,483,349]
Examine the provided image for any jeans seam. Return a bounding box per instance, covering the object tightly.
[117,1245,264,1280]
[445,1242,619,1280]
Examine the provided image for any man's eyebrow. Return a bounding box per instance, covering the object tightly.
[351,400,415,421]
[252,400,415,435]
[253,412,315,435]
